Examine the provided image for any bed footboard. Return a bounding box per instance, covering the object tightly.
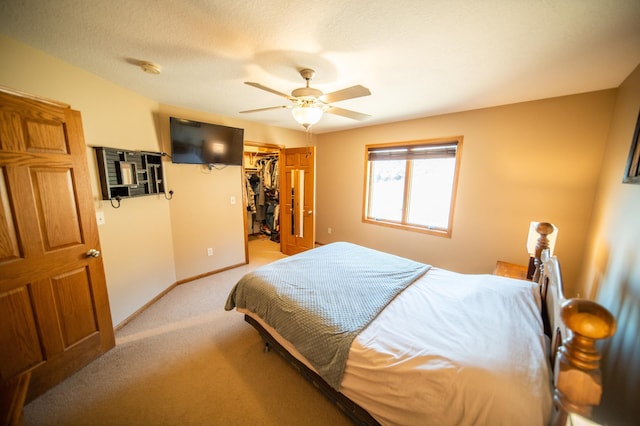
[244,315,380,426]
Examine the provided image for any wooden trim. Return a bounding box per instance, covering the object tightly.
[114,282,178,331]
[0,371,31,426]
[401,159,413,223]
[622,109,640,184]
[114,262,246,330]
[446,138,463,237]
[361,217,452,237]
[175,262,247,286]
[244,140,284,151]
[362,152,373,224]
[241,159,250,264]
[0,85,70,109]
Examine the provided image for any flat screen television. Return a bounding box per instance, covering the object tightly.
[169,117,244,166]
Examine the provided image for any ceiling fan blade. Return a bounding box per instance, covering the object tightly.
[325,106,371,121]
[245,82,293,100]
[322,85,371,103]
[240,105,289,114]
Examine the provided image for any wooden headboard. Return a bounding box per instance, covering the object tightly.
[537,248,617,426]
[539,249,566,362]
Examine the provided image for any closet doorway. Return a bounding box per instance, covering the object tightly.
[243,142,283,261]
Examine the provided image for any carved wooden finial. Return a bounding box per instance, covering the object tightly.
[532,222,554,282]
[552,298,616,425]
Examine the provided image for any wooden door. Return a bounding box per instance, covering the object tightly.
[0,89,115,405]
[280,146,316,255]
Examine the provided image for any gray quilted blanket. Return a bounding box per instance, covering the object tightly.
[225,242,431,389]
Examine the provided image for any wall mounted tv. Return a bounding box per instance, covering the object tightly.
[169,117,244,166]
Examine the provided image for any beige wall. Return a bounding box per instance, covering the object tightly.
[0,35,175,326]
[317,91,616,292]
[580,64,640,425]
[156,104,312,281]
[0,35,313,325]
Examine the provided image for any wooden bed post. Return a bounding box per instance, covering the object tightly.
[552,298,616,426]
[532,222,554,282]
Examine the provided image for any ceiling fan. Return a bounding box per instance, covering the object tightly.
[240,68,371,129]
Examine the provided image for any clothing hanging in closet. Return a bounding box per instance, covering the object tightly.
[245,155,280,241]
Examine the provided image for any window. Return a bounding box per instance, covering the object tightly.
[363,137,462,237]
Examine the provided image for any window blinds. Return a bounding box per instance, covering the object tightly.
[367,142,457,161]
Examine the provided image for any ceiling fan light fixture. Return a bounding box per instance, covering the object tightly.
[242,67,371,128]
[291,103,323,129]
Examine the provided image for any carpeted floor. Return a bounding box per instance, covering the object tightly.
[23,238,352,425]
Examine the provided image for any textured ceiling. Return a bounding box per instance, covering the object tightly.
[1,0,639,133]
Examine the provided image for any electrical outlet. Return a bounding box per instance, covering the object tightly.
[207,248,213,256]
[327,227,332,234]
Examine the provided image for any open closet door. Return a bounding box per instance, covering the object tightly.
[280,146,315,255]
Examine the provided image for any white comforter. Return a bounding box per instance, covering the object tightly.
[341,268,552,426]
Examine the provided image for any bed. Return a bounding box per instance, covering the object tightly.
[225,230,613,425]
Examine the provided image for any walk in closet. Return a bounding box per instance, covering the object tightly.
[244,145,280,243]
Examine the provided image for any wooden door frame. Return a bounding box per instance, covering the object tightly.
[242,141,284,263]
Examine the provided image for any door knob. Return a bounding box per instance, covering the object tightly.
[307,210,313,215]
[86,249,101,258]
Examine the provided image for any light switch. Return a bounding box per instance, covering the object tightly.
[230,196,236,205]
[96,211,105,225]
